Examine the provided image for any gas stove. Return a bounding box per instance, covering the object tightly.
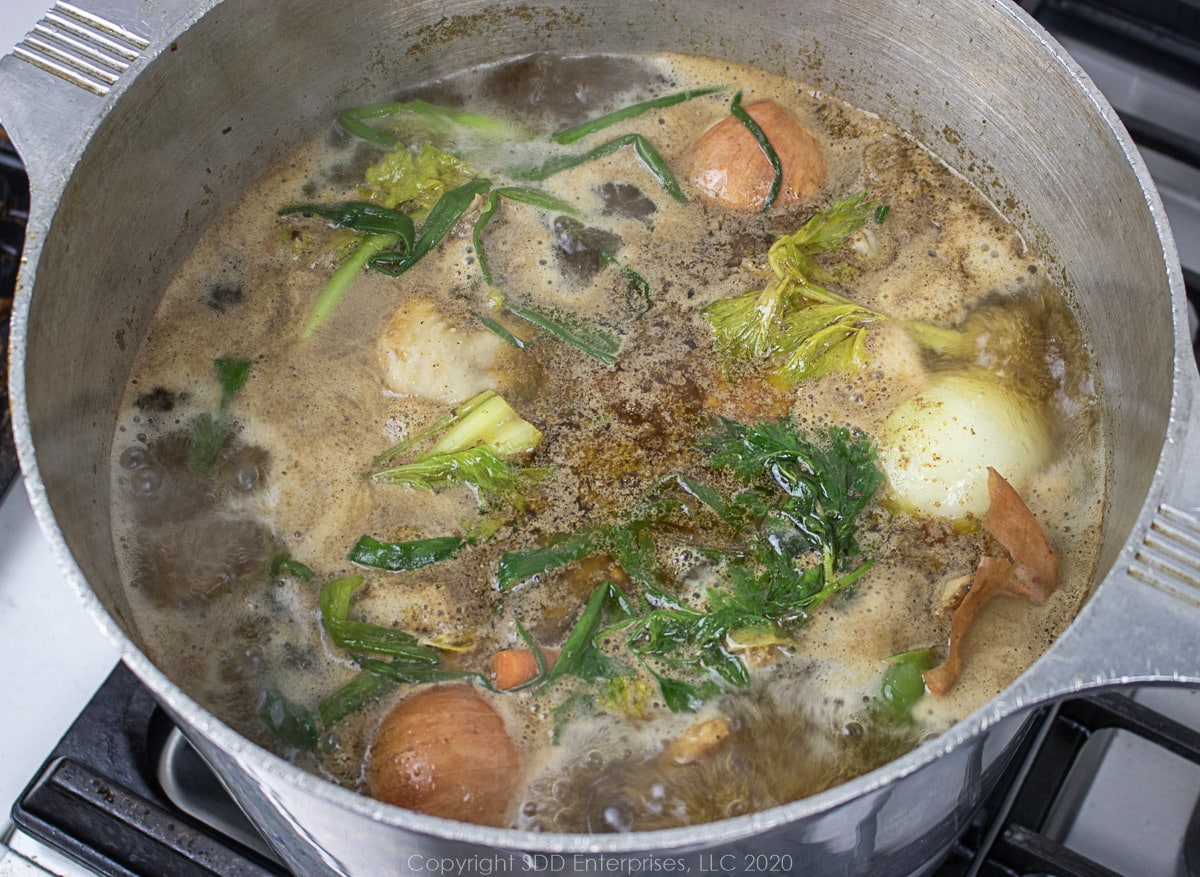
[1,2,1199,875]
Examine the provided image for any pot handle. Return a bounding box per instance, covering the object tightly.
[1011,366,1200,707]
[0,0,207,197]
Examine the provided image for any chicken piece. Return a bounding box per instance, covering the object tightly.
[661,717,733,765]
[377,298,509,404]
[688,100,827,211]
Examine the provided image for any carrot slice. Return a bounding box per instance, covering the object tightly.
[489,648,559,690]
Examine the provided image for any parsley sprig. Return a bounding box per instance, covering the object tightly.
[504,418,883,709]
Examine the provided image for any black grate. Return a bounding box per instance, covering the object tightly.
[10,663,288,877]
[1018,0,1200,73]
[0,130,26,498]
[934,691,1200,877]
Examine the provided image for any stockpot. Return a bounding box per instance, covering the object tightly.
[2,0,1198,874]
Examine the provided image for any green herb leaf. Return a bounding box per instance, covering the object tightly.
[502,418,882,713]
[653,673,715,713]
[607,524,671,599]
[186,412,228,473]
[214,356,252,407]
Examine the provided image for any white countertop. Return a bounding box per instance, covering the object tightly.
[0,0,124,842]
[0,484,122,833]
[0,3,44,58]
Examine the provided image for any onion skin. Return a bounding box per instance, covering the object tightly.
[688,100,827,211]
[366,685,521,826]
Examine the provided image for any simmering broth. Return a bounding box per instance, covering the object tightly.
[110,52,1103,831]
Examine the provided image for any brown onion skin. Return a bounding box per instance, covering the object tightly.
[366,685,521,826]
[688,99,827,211]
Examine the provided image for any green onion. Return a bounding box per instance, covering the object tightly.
[259,688,319,749]
[476,313,529,350]
[510,133,686,204]
[544,582,631,684]
[473,190,504,285]
[355,657,479,685]
[279,201,417,242]
[504,303,621,366]
[474,187,581,286]
[496,527,611,590]
[319,576,441,662]
[600,252,652,317]
[729,91,782,212]
[302,232,398,338]
[317,668,398,727]
[369,178,492,276]
[348,534,465,572]
[271,552,315,581]
[338,99,516,150]
[491,186,580,214]
[552,87,723,145]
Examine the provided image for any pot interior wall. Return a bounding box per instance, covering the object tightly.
[21,0,1174,646]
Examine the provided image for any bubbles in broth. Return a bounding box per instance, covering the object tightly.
[110,52,1104,831]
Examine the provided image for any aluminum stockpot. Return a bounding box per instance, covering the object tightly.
[3,0,1198,874]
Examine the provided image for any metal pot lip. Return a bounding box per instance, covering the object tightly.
[5,0,1195,855]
